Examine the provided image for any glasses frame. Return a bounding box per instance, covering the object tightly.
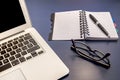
[71,39,111,69]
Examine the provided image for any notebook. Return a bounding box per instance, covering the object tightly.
[0,0,69,80]
[49,10,118,40]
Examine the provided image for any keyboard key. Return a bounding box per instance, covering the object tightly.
[16,48,22,53]
[27,43,33,48]
[38,51,44,54]
[13,40,18,45]
[0,63,12,72]
[0,56,4,60]
[3,59,9,64]
[8,40,13,43]
[11,59,19,66]
[29,39,37,45]
[26,56,32,60]
[19,35,24,38]
[23,40,29,45]
[14,37,18,41]
[24,54,32,60]
[19,57,26,63]
[27,45,40,53]
[9,56,15,61]
[31,52,38,57]
[18,38,24,42]
[7,43,13,47]
[18,43,23,47]
[0,50,6,55]
[2,42,7,45]
[1,45,7,49]
[0,61,3,66]
[22,46,28,51]
[10,51,16,55]
[24,34,32,40]
[6,48,12,52]
[21,51,27,56]
[12,45,18,50]
[4,53,10,58]
[15,53,21,58]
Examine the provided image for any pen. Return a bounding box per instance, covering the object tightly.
[89,14,110,38]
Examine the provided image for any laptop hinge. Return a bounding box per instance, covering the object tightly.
[0,30,24,41]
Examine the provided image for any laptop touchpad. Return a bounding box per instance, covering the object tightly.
[0,69,26,80]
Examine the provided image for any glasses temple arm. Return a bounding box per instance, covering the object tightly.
[97,53,111,61]
[71,39,77,49]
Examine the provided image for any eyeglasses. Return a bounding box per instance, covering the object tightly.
[71,39,111,68]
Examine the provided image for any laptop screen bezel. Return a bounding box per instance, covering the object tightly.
[0,0,32,40]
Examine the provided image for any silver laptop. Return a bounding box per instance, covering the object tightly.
[0,0,69,80]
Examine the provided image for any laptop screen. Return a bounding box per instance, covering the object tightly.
[0,0,26,33]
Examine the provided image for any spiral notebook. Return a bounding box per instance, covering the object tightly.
[49,10,118,40]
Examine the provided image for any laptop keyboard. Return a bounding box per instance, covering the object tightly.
[0,33,44,72]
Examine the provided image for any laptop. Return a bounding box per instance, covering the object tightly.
[0,0,69,80]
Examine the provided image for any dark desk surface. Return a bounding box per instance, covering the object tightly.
[25,0,120,80]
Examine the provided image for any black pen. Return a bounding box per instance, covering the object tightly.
[89,14,110,38]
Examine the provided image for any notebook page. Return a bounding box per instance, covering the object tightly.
[52,10,81,40]
[86,11,118,40]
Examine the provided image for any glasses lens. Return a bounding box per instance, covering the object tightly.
[92,50,104,60]
[74,41,95,56]
[93,50,109,63]
[74,41,90,50]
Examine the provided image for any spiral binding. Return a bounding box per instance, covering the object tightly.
[79,11,89,38]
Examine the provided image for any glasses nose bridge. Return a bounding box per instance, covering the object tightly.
[86,45,93,52]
